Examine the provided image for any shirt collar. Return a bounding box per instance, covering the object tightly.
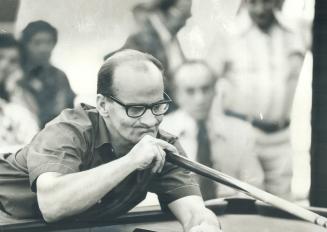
[235,11,254,35]
[95,114,112,149]
[273,11,294,32]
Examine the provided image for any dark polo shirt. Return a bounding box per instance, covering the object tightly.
[0,103,200,222]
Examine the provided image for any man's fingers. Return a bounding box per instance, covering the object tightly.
[151,146,163,173]
[158,147,166,173]
[154,139,178,154]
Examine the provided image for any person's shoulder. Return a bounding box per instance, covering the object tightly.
[124,32,153,50]
[47,103,98,132]
[48,65,68,79]
[124,25,159,50]
[275,12,303,33]
[34,103,99,150]
[274,13,308,53]
[232,11,255,36]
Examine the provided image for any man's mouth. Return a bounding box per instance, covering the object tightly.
[137,128,157,135]
[140,129,155,134]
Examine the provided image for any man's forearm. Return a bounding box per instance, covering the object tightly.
[37,154,136,222]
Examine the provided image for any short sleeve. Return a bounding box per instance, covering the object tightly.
[148,138,201,206]
[26,122,88,191]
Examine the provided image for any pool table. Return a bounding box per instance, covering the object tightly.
[1,198,326,232]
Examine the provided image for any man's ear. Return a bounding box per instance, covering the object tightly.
[96,94,110,117]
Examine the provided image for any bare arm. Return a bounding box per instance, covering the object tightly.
[168,195,222,232]
[37,154,136,222]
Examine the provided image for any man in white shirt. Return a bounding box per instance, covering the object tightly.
[206,0,306,199]
[160,61,264,199]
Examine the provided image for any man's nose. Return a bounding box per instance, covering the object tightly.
[139,108,158,127]
[254,2,266,14]
[194,91,206,104]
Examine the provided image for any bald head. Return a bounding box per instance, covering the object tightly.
[174,62,214,88]
[174,61,216,121]
[97,49,165,97]
[113,58,164,100]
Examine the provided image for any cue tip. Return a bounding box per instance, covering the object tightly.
[315,216,327,228]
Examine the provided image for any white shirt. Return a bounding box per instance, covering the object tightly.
[0,99,39,153]
[207,12,306,122]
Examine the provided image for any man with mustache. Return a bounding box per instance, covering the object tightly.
[0,49,221,231]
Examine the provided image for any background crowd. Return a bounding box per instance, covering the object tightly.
[0,0,313,204]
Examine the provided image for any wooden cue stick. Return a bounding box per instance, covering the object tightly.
[165,152,327,228]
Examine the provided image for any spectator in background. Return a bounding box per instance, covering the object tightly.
[206,0,306,199]
[19,20,75,128]
[106,0,192,112]
[160,61,264,200]
[0,34,39,153]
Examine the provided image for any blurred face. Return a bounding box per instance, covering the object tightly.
[165,0,192,35]
[246,0,277,31]
[26,31,55,65]
[133,8,149,25]
[0,47,20,83]
[175,64,215,121]
[103,61,165,145]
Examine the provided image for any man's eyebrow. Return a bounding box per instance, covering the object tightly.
[125,97,168,106]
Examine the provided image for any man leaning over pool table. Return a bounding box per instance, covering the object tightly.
[0,49,222,231]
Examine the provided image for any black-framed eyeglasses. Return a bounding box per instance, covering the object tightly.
[107,92,172,118]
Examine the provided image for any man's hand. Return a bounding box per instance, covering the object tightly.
[168,196,222,232]
[126,135,178,173]
[187,211,223,232]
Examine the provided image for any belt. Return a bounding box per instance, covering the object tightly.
[224,110,290,133]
